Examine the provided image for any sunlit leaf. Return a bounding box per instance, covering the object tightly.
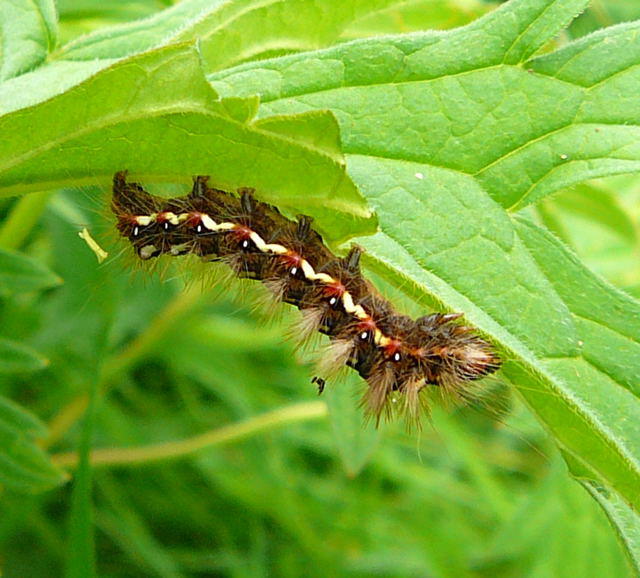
[207,0,640,558]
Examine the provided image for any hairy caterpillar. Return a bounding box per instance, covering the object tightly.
[112,171,501,425]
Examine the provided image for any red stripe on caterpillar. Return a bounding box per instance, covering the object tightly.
[112,171,501,426]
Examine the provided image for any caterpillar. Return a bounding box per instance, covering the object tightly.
[111,171,501,425]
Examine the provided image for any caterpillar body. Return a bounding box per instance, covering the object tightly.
[112,172,501,425]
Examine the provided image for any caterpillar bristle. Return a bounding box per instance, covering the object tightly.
[361,363,396,426]
[289,307,325,348]
[111,172,501,427]
[317,338,356,379]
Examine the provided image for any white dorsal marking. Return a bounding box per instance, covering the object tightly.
[133,210,404,356]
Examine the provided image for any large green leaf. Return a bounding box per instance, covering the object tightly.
[205,0,640,557]
[209,4,640,213]
[0,44,374,243]
[1,0,450,115]
[0,0,486,116]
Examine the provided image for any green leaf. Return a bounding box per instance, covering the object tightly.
[56,0,163,30]
[0,337,48,374]
[256,110,343,162]
[486,21,640,209]
[0,0,491,114]
[0,394,47,438]
[0,0,58,81]
[570,0,640,38]
[563,451,640,575]
[536,178,640,290]
[585,484,640,576]
[0,248,62,295]
[0,59,116,115]
[340,157,640,523]
[542,182,638,244]
[0,395,65,493]
[56,0,217,61]
[96,475,184,578]
[207,0,640,554]
[209,3,640,214]
[0,44,374,243]
[557,183,639,242]
[340,0,491,40]
[58,0,447,72]
[0,191,53,250]
[324,373,380,476]
[65,388,98,578]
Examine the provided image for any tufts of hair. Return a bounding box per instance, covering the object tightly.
[111,171,501,428]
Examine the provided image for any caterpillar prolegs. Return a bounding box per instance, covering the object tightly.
[112,172,501,425]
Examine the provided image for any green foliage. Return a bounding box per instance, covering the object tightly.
[0,44,374,243]
[0,395,65,493]
[0,248,61,295]
[0,0,639,576]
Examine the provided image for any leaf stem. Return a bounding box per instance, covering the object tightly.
[52,401,328,469]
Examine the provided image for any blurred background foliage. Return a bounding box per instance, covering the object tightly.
[1,0,639,576]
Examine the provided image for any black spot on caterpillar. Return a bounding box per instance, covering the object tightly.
[112,171,501,426]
